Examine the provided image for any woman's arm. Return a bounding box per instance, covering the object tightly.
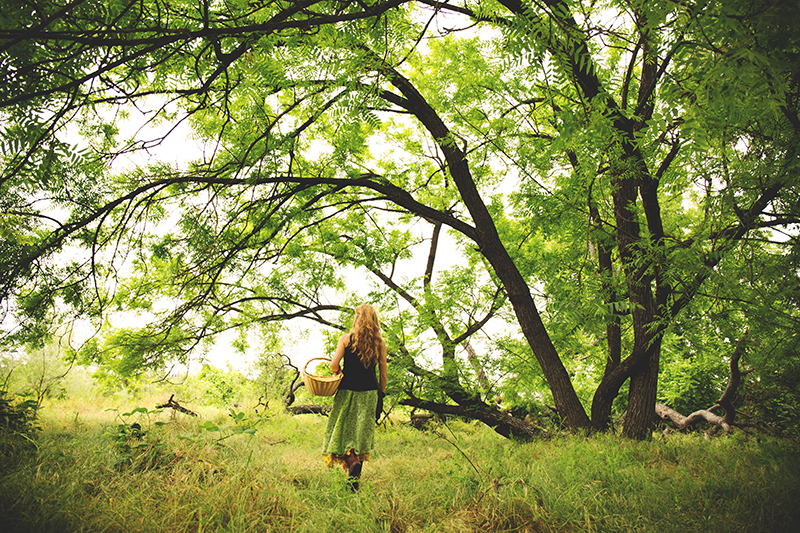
[330,334,348,373]
[378,341,388,392]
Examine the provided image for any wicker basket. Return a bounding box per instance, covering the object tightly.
[302,357,343,396]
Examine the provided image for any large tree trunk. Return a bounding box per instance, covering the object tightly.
[587,194,623,430]
[497,265,592,430]
[378,60,592,431]
[497,0,668,438]
[623,337,661,439]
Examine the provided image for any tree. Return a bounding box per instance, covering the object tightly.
[1,0,798,439]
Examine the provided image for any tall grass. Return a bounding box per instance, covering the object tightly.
[1,394,798,532]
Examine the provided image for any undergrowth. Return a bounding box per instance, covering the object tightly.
[0,395,798,532]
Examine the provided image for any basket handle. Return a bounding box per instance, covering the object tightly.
[303,357,338,374]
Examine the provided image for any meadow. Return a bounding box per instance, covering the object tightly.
[1,392,799,533]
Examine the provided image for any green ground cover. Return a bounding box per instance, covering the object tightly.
[1,395,798,532]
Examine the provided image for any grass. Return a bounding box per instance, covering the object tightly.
[1,394,799,532]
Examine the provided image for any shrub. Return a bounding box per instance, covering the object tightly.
[0,392,39,435]
[194,365,255,407]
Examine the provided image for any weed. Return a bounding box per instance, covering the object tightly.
[195,407,266,444]
[105,406,175,471]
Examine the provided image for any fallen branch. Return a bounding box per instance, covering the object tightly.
[287,404,330,415]
[656,332,753,435]
[400,396,550,440]
[156,394,198,417]
[656,403,731,434]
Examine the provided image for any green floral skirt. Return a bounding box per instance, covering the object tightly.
[322,389,377,466]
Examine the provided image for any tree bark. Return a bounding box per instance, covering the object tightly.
[655,403,730,434]
[400,396,549,441]
[374,57,591,430]
[624,337,662,439]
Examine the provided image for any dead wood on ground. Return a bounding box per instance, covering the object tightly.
[156,394,198,417]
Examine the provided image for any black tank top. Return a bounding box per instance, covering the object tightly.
[339,338,378,391]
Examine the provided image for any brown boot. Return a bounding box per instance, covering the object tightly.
[344,450,362,492]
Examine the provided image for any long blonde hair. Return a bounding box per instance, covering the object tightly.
[349,304,383,367]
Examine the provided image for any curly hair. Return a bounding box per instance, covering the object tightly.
[349,304,383,367]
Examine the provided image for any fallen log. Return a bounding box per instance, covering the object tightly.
[400,396,549,440]
[410,412,439,429]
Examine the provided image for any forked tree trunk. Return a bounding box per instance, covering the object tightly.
[607,151,662,439]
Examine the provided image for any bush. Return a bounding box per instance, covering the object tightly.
[0,392,39,435]
[743,365,800,439]
[194,365,255,407]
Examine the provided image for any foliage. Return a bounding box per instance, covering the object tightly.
[1,0,799,439]
[1,336,83,408]
[194,407,265,446]
[105,406,174,471]
[742,342,800,439]
[657,334,730,417]
[0,391,39,435]
[193,364,256,408]
[251,354,293,403]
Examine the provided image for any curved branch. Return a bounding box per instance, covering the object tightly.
[0,0,412,108]
[656,403,731,434]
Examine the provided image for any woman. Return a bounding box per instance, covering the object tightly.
[322,304,388,491]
